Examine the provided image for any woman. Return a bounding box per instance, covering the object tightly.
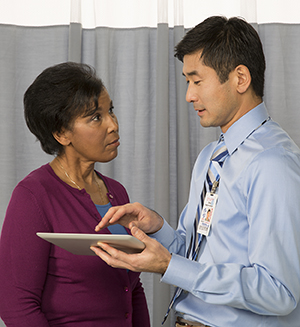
[0,62,150,326]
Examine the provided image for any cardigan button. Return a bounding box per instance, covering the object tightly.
[108,193,114,199]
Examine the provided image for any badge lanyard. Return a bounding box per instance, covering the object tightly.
[162,180,220,325]
[192,179,219,262]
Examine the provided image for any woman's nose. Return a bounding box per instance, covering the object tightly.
[107,114,119,133]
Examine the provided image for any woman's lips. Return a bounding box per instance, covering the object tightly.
[107,139,120,147]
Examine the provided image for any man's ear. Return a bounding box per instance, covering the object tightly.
[235,65,252,94]
[52,129,71,146]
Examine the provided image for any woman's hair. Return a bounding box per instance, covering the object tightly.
[175,16,265,98]
[24,62,105,155]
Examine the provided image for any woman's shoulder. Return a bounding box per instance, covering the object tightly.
[18,164,55,189]
[16,164,69,202]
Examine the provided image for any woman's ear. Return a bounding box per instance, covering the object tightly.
[52,129,71,146]
[235,64,252,94]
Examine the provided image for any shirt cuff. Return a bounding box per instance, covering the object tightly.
[161,253,203,292]
[149,219,177,249]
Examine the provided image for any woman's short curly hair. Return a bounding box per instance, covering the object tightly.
[24,62,105,155]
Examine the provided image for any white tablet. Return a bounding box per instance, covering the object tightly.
[36,232,145,255]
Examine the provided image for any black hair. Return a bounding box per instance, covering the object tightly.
[24,62,105,155]
[175,16,265,97]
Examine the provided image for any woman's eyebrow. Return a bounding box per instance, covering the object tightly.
[82,106,101,118]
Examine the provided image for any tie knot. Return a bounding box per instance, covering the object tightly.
[210,138,228,165]
[207,135,229,190]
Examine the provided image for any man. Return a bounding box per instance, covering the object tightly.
[91,16,300,327]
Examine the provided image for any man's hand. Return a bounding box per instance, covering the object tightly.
[91,225,171,274]
[95,202,164,234]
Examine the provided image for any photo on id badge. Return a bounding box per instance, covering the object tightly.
[205,209,212,223]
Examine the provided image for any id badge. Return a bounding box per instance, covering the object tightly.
[197,192,218,236]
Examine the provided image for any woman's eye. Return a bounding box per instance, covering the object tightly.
[109,106,115,115]
[92,114,102,121]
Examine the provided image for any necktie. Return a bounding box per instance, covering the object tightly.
[162,135,228,325]
[188,135,228,259]
[207,135,229,190]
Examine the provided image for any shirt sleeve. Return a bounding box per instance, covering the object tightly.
[0,184,51,326]
[160,147,300,316]
[150,214,186,257]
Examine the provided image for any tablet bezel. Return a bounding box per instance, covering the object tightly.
[36,232,145,255]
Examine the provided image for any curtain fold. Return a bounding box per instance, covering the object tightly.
[68,22,82,62]
[153,22,171,327]
[174,25,190,214]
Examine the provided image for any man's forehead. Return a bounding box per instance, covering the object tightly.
[182,52,204,76]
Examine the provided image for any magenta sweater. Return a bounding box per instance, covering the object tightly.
[0,164,150,327]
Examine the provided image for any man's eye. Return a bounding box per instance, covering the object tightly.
[109,106,115,114]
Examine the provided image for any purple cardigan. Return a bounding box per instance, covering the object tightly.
[0,164,150,327]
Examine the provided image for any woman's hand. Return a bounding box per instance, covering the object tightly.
[95,202,164,235]
[91,225,171,274]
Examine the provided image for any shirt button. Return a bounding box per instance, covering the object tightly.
[125,312,129,319]
[124,286,129,292]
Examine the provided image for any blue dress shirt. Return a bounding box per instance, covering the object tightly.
[152,103,300,326]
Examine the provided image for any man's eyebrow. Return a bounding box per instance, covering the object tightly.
[182,70,199,77]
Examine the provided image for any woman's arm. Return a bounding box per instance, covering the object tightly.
[0,185,51,326]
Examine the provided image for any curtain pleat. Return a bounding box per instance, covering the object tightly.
[174,25,190,215]
[68,22,82,62]
[153,22,171,327]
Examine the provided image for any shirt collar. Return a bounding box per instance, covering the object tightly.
[223,102,270,155]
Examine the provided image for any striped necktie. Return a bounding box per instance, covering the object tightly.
[207,135,229,190]
[188,135,228,258]
[162,135,229,325]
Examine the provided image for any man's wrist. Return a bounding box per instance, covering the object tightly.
[148,209,164,234]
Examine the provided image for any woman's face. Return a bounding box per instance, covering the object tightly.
[64,89,120,163]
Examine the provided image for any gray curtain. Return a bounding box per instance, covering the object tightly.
[1,22,300,327]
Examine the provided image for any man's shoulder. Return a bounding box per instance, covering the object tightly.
[238,121,300,178]
[252,120,300,156]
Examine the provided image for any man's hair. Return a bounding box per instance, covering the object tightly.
[24,62,105,155]
[175,16,265,98]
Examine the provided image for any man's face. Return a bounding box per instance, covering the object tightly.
[183,51,242,133]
